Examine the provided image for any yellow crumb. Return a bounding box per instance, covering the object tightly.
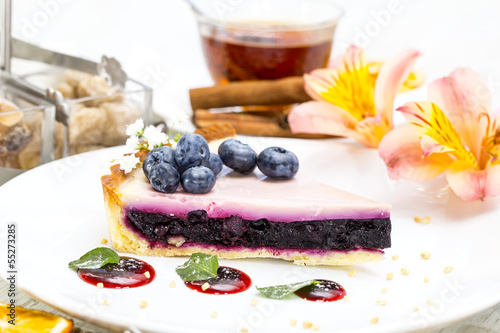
[424,277,430,283]
[414,216,421,223]
[101,238,108,244]
[444,266,454,274]
[102,299,109,306]
[348,269,357,277]
[303,321,313,329]
[96,282,104,288]
[344,296,351,302]
[413,306,419,312]
[371,317,379,324]
[144,271,151,279]
[381,288,387,294]
[202,282,210,291]
[290,319,297,326]
[386,273,394,280]
[421,217,431,224]
[211,311,218,318]
[420,252,431,259]
[312,323,321,330]
[169,281,176,288]
[392,255,399,261]
[241,329,248,333]
[401,268,410,276]
[251,298,258,306]
[427,300,434,306]
[140,300,148,308]
[376,300,387,306]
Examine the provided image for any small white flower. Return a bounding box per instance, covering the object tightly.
[143,125,161,141]
[126,118,144,136]
[167,112,190,130]
[125,136,142,153]
[101,157,117,169]
[119,154,141,174]
[147,131,168,150]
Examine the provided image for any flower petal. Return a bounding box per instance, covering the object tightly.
[352,115,391,149]
[374,49,421,128]
[397,101,477,166]
[288,101,358,137]
[446,161,500,201]
[304,45,375,121]
[379,126,454,181]
[428,68,491,159]
[303,71,339,102]
[326,51,344,69]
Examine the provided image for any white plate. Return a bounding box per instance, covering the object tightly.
[1,137,500,333]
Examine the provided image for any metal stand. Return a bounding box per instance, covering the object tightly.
[1,0,12,72]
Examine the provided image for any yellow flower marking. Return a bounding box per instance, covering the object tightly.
[412,103,477,167]
[480,113,500,168]
[320,63,376,122]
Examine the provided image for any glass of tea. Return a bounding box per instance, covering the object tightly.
[190,0,343,84]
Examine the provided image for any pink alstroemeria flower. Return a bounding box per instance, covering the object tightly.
[288,46,421,148]
[379,68,500,201]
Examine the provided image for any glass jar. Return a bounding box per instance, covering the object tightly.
[0,71,56,185]
[21,66,153,156]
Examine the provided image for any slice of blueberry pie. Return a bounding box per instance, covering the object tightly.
[101,149,391,265]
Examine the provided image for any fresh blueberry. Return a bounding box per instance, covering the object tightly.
[204,153,223,176]
[218,139,257,174]
[143,146,177,179]
[257,146,299,180]
[175,133,210,174]
[149,163,180,193]
[181,166,216,194]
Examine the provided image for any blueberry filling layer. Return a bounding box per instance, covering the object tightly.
[125,210,391,251]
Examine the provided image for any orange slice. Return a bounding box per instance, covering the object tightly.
[0,302,73,333]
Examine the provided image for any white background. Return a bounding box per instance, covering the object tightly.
[10,0,500,121]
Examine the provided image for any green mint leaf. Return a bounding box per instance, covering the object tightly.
[256,280,320,299]
[176,252,219,282]
[69,247,120,269]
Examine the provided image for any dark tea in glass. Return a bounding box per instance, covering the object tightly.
[201,28,333,83]
[191,0,343,84]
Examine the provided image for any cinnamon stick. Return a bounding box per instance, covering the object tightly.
[193,109,331,139]
[189,76,311,111]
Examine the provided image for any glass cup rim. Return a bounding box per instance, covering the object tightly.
[190,0,344,31]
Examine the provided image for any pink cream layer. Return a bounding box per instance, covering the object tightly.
[120,169,391,223]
